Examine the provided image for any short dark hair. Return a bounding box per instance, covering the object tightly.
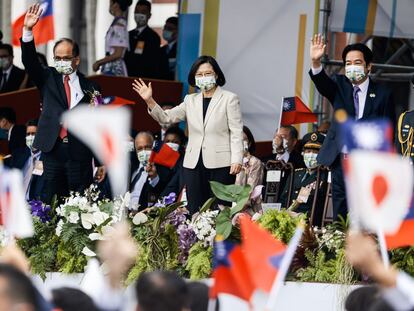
[0,264,37,307]
[52,287,99,311]
[0,43,13,57]
[166,16,178,27]
[164,126,186,145]
[342,43,373,65]
[243,125,256,155]
[345,286,381,311]
[187,282,209,311]
[26,119,38,127]
[53,38,80,57]
[113,0,132,11]
[136,0,152,12]
[0,107,16,124]
[188,55,226,87]
[136,271,189,311]
[281,125,298,140]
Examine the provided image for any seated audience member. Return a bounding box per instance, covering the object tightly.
[124,0,162,79]
[0,43,28,93]
[10,119,45,201]
[51,287,99,311]
[0,263,38,311]
[154,102,179,141]
[130,131,176,209]
[279,132,328,225]
[236,126,264,212]
[0,107,26,154]
[136,271,189,311]
[160,16,178,80]
[271,125,305,169]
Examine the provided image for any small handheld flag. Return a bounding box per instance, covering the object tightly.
[149,141,180,169]
[385,199,414,249]
[279,96,317,126]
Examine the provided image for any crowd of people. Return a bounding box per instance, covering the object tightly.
[0,1,414,311]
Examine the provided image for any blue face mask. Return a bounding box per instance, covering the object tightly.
[0,128,7,140]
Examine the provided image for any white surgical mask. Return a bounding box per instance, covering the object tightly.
[195,75,216,92]
[135,13,148,27]
[272,140,277,154]
[163,30,173,42]
[166,142,179,152]
[345,65,366,83]
[137,149,152,166]
[54,60,74,75]
[26,135,35,150]
[0,57,11,70]
[243,140,249,152]
[303,152,318,169]
[282,138,288,150]
[125,141,135,152]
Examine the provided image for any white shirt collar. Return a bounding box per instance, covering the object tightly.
[63,70,78,83]
[7,124,14,141]
[353,77,369,93]
[3,65,13,76]
[136,25,147,34]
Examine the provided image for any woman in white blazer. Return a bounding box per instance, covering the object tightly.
[132,55,244,213]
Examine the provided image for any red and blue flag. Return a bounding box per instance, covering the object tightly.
[149,141,180,169]
[386,199,414,249]
[12,0,55,46]
[280,96,317,126]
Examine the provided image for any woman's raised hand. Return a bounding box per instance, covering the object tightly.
[132,78,153,102]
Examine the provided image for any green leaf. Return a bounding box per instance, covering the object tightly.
[210,181,245,202]
[199,197,216,213]
[216,207,232,239]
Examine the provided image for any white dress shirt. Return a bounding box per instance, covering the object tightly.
[129,165,159,208]
[0,65,13,89]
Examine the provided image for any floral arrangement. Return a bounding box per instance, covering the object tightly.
[87,89,104,106]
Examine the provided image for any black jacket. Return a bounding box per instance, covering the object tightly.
[8,124,26,154]
[21,38,100,161]
[0,65,26,93]
[124,26,162,79]
[309,69,395,166]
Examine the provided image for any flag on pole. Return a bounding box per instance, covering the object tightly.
[280,96,317,126]
[62,106,131,197]
[149,141,180,169]
[385,199,414,249]
[12,0,55,46]
[340,119,394,153]
[344,150,413,234]
[103,96,135,106]
[210,238,255,301]
[0,169,34,238]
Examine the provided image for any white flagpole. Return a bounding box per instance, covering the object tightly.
[265,225,304,310]
[277,97,285,130]
[376,226,390,267]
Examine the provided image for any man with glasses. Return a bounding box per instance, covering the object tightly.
[20,3,106,203]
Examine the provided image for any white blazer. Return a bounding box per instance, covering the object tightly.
[149,86,244,169]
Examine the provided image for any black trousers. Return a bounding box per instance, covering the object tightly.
[183,156,235,214]
[331,156,348,221]
[42,140,93,204]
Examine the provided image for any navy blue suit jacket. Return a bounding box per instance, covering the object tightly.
[309,69,395,166]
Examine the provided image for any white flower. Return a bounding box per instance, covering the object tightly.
[56,220,64,236]
[92,211,109,226]
[88,233,104,241]
[81,213,94,229]
[132,212,148,225]
[68,211,80,224]
[82,246,96,257]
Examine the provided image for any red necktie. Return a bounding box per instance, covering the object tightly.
[59,75,71,139]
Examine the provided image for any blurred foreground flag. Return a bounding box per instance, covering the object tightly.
[62,106,130,197]
[330,0,414,39]
[340,119,393,153]
[0,169,34,238]
[210,238,255,301]
[149,141,180,169]
[280,97,317,126]
[386,199,414,249]
[12,0,55,46]
[345,151,413,234]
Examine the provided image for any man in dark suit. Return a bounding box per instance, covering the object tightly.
[271,125,306,169]
[160,16,178,80]
[0,107,26,154]
[130,131,174,210]
[0,43,28,93]
[124,0,162,79]
[21,4,106,203]
[309,34,395,220]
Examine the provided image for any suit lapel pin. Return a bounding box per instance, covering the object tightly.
[369,93,376,98]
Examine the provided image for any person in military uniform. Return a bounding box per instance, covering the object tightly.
[279,132,328,226]
[397,77,414,163]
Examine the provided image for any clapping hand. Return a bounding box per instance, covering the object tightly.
[310,34,326,67]
[24,3,43,31]
[132,78,153,102]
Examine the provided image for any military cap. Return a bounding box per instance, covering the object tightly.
[302,132,325,150]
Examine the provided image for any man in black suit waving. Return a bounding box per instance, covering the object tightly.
[21,4,106,203]
[309,34,394,220]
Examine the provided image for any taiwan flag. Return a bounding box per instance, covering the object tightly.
[149,141,180,169]
[386,200,414,249]
[280,96,317,126]
[12,0,55,46]
[102,96,135,106]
